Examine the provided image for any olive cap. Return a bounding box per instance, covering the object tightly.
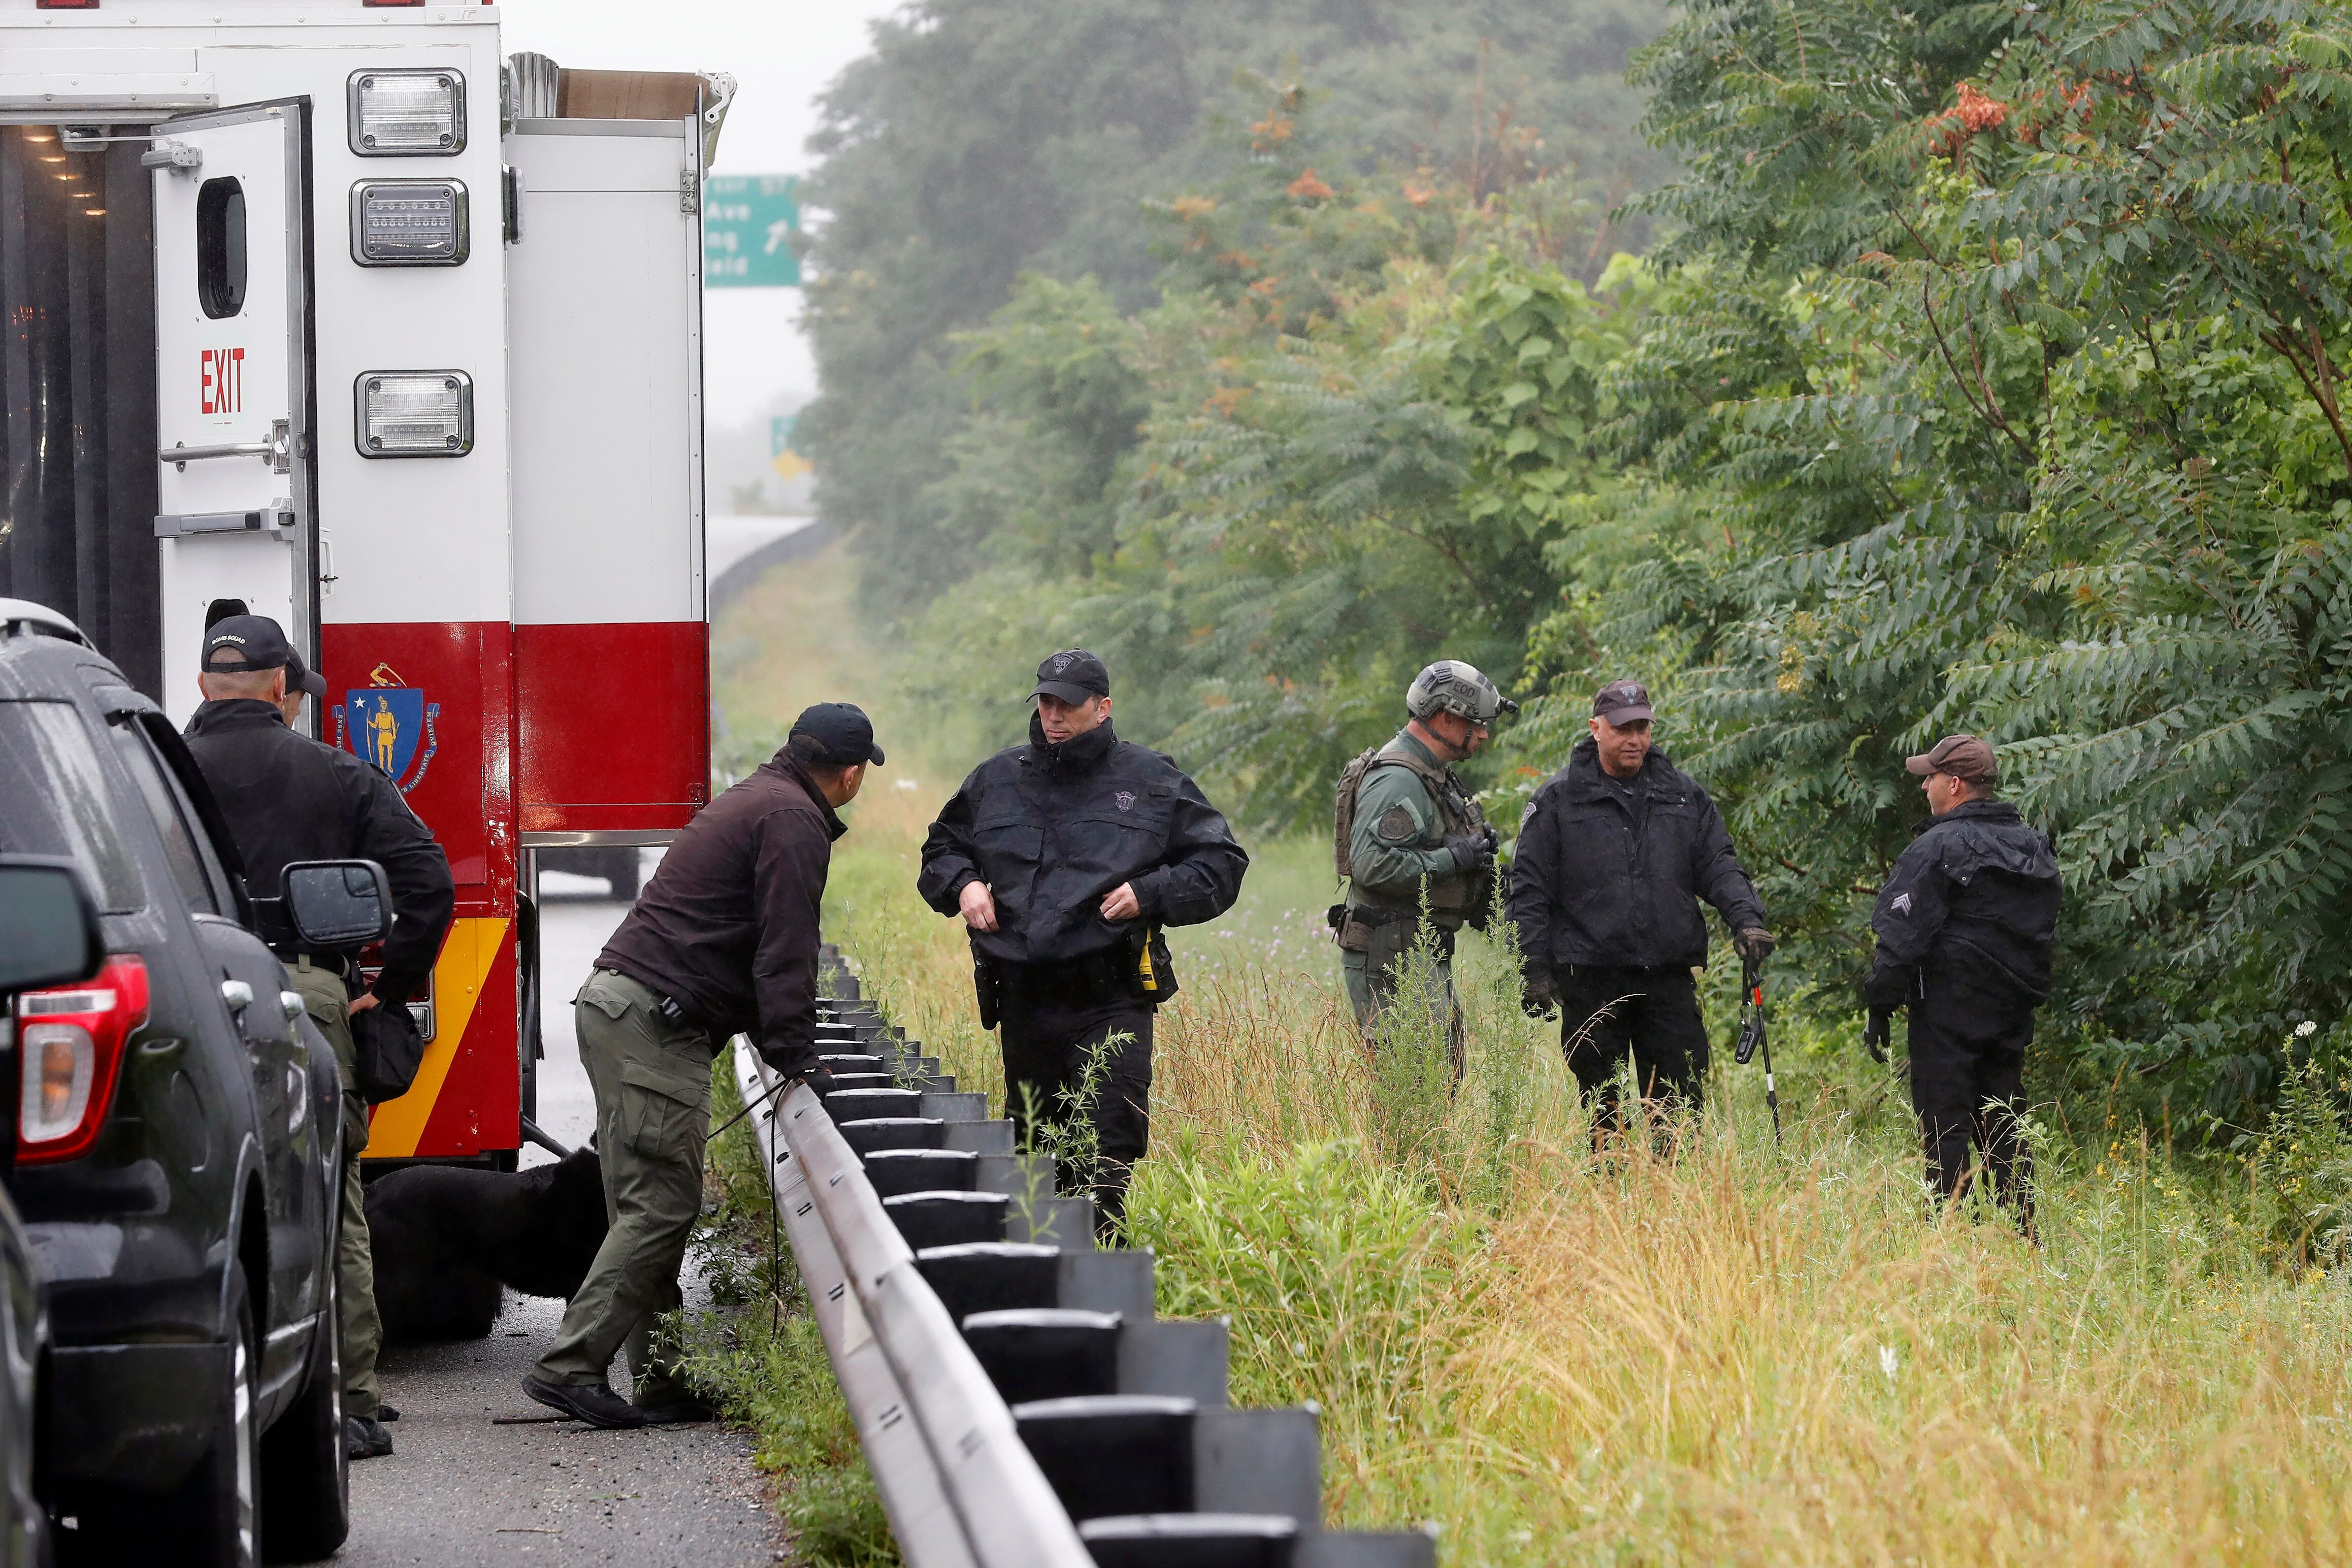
[1905,734,1997,784]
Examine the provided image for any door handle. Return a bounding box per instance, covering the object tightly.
[164,420,292,475]
[221,979,254,1014]
[142,140,203,175]
[164,441,271,464]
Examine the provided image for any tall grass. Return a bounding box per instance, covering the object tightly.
[719,546,2352,1565]
[816,796,2352,1565]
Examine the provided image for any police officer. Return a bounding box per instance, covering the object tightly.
[183,616,456,1461]
[1509,679,1772,1131]
[522,703,879,1429]
[918,651,1247,1226]
[1333,662,1513,1061]
[1863,735,2058,1228]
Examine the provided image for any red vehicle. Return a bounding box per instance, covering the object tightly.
[0,8,729,1169]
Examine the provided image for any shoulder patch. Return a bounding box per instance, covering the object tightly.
[1375,803,1419,844]
[1521,801,1537,826]
[1890,892,1912,916]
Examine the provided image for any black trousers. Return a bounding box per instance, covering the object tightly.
[997,962,1155,1225]
[1907,997,2034,1224]
[1557,964,1710,1131]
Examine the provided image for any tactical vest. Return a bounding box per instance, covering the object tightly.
[1336,742,1488,928]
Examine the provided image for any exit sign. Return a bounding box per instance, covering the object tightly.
[703,174,800,288]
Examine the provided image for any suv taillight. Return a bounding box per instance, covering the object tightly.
[14,956,147,1165]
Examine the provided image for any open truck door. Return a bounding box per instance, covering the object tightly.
[149,101,316,726]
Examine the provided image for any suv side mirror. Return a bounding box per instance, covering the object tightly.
[0,858,105,996]
[281,861,394,948]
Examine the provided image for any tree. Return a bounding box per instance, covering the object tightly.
[1565,0,2352,1127]
[796,0,1675,609]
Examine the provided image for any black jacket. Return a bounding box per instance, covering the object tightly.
[1864,799,2059,1011]
[184,699,455,1005]
[1507,738,1766,972]
[917,716,1249,968]
[597,749,843,1075]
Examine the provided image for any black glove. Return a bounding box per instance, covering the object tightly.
[1444,831,1496,873]
[1734,926,1776,966]
[759,1042,834,1094]
[1862,1006,1892,1064]
[1521,968,1559,1021]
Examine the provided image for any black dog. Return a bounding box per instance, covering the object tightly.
[367,1145,608,1342]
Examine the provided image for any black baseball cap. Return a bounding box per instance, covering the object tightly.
[1592,679,1655,726]
[789,702,884,767]
[202,614,325,698]
[281,649,329,701]
[1029,649,1110,704]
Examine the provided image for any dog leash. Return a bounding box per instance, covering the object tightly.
[707,1073,790,1143]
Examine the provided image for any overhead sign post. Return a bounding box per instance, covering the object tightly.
[770,411,811,481]
[703,174,801,287]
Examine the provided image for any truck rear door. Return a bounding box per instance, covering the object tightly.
[505,111,710,849]
[148,101,316,725]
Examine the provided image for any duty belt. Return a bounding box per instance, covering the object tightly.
[279,949,361,985]
[1002,950,1137,999]
[596,966,703,1032]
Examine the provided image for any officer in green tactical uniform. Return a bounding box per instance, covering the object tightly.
[1332,662,1515,1062]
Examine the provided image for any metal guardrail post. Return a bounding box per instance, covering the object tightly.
[736,1042,1095,1568]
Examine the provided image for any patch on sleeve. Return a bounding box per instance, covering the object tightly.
[1890,892,1912,916]
[1375,803,1420,844]
[1521,802,1537,826]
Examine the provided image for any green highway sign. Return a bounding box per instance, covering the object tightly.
[703,174,801,288]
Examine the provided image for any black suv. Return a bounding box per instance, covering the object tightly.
[0,600,347,1565]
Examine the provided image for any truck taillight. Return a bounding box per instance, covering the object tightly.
[356,370,474,456]
[15,956,147,1165]
[348,69,466,156]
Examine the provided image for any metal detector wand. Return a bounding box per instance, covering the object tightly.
[1734,960,1782,1147]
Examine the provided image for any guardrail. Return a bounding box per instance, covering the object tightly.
[736,952,1441,1568]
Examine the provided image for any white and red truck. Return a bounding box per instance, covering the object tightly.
[0,0,729,1167]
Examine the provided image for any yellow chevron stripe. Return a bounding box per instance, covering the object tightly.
[363,916,508,1160]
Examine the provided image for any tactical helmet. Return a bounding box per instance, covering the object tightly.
[1406,660,1519,724]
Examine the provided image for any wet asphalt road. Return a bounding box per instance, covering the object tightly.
[339,876,783,1566]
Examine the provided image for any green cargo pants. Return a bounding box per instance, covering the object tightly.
[286,959,382,1422]
[1340,919,1465,1076]
[533,969,711,1404]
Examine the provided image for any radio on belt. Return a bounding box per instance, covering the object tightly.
[351,181,468,265]
[355,371,473,456]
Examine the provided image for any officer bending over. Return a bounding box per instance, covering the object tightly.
[184,616,455,1461]
[1863,735,2058,1230]
[1509,680,1772,1132]
[918,651,1247,1227]
[524,703,879,1429]
[1333,661,1511,1065]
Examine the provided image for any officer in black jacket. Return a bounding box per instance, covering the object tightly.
[1863,735,2059,1228]
[918,651,1248,1223]
[1508,680,1772,1131]
[183,615,455,1460]
[527,703,875,1430]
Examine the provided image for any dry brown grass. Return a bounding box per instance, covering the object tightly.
[817,790,2352,1566]
[734,548,2352,1567]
